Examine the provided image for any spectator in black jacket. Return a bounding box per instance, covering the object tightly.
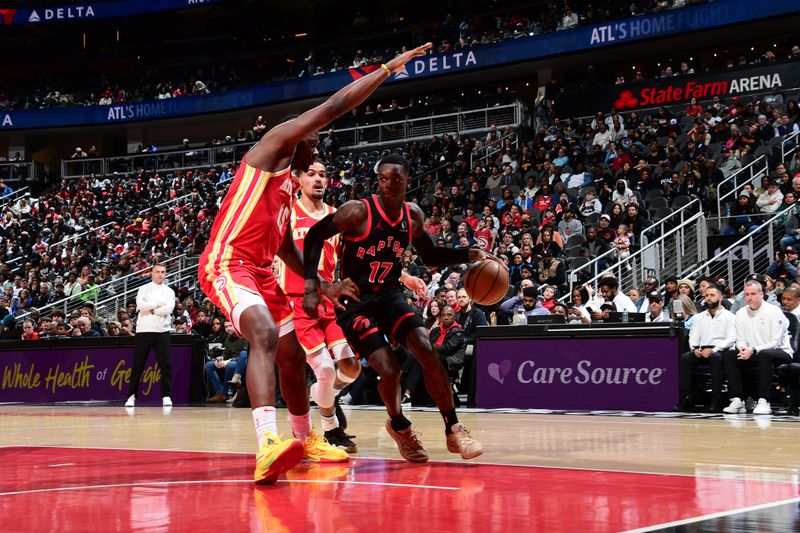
[430,306,467,382]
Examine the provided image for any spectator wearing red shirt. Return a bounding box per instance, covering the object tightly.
[463,207,479,231]
[686,97,703,118]
[21,319,39,340]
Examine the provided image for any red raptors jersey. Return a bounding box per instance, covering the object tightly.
[201,159,297,277]
[277,201,339,296]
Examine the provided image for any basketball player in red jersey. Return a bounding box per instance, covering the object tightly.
[303,154,492,463]
[199,43,433,483]
[276,161,361,452]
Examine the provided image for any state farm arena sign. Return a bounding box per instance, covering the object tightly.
[557,61,800,116]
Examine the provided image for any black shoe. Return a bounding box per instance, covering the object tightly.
[673,396,695,412]
[334,394,348,430]
[401,393,412,405]
[708,398,724,413]
[324,427,357,453]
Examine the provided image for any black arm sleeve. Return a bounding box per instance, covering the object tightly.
[413,231,470,267]
[304,214,340,282]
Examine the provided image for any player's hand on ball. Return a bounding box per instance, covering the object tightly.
[467,247,487,263]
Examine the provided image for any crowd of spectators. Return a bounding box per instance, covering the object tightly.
[0,0,701,113]
[6,53,800,409]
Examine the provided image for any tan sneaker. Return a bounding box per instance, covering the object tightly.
[385,418,429,463]
[446,423,484,459]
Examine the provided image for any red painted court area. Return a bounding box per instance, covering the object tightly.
[0,446,796,532]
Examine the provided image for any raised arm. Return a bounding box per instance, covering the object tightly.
[248,43,432,172]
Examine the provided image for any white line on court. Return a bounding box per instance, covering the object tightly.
[620,496,800,532]
[3,444,798,485]
[0,478,458,497]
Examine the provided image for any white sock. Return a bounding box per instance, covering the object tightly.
[252,406,277,447]
[320,412,338,432]
[289,412,312,441]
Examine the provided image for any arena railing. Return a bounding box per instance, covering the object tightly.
[560,199,707,298]
[0,161,47,184]
[782,130,799,165]
[0,186,30,210]
[680,203,797,286]
[470,130,520,169]
[17,253,190,322]
[715,155,769,228]
[91,255,200,323]
[333,102,521,151]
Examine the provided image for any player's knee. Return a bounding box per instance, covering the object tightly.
[248,324,279,357]
[338,357,361,380]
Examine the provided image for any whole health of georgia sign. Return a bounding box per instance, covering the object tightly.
[0,344,193,403]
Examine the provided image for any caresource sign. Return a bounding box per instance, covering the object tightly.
[477,337,679,410]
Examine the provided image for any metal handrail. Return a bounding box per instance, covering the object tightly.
[470,130,520,168]
[715,155,769,222]
[681,203,797,281]
[559,199,706,301]
[18,253,189,320]
[782,130,800,165]
[91,256,200,321]
[0,186,30,209]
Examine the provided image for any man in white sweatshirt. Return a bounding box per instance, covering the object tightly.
[723,280,793,415]
[126,263,176,407]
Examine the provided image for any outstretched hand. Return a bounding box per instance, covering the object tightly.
[401,273,427,299]
[385,43,433,73]
[321,278,361,312]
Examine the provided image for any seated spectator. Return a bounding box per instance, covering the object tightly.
[723,280,793,415]
[500,284,550,320]
[596,277,637,315]
[107,321,123,337]
[766,247,799,281]
[724,193,761,235]
[204,320,248,403]
[756,180,783,214]
[75,317,100,337]
[612,224,632,264]
[644,292,670,323]
[21,319,39,340]
[536,253,566,290]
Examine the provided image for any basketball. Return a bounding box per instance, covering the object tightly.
[464,259,509,306]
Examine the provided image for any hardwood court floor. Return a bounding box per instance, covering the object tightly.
[1,404,800,532]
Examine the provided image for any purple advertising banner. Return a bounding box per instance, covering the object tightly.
[477,337,678,411]
[0,345,192,404]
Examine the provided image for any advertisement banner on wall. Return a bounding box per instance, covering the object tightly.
[477,336,679,411]
[1,0,798,130]
[556,60,800,117]
[0,344,193,404]
[0,0,219,26]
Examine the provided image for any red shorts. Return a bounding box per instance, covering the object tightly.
[199,260,293,335]
[289,296,349,357]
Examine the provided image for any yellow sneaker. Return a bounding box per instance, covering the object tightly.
[254,432,304,485]
[301,429,350,463]
[446,423,484,459]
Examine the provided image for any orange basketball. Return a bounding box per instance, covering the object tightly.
[463,259,510,306]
